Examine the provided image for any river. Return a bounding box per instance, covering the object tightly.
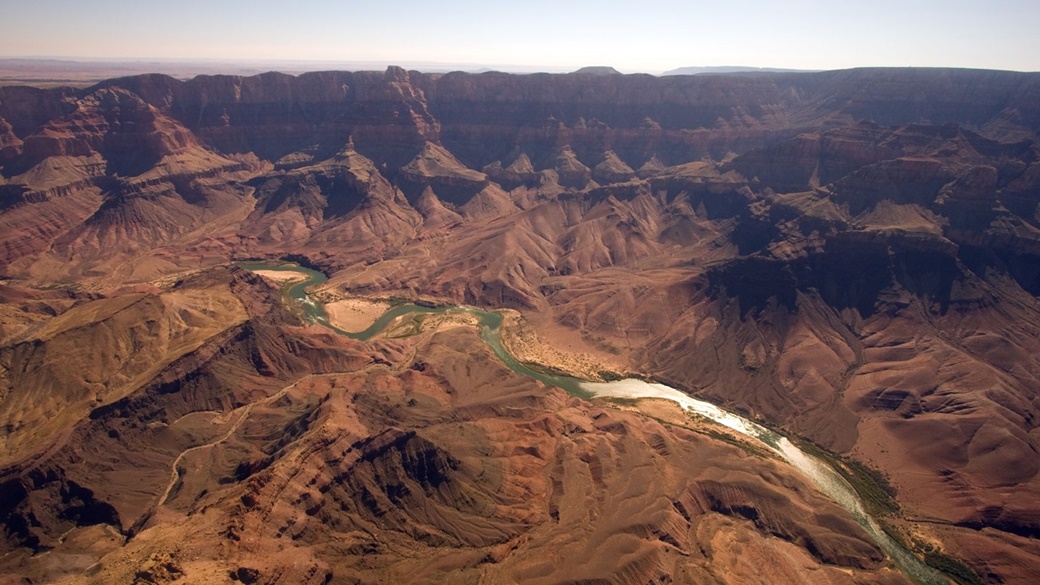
[240,261,949,585]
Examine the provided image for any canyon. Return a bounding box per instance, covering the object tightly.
[1,66,1039,584]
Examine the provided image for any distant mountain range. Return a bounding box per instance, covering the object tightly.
[0,58,817,86]
[2,65,1040,584]
[662,65,816,75]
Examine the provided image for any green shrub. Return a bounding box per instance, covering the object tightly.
[922,550,983,585]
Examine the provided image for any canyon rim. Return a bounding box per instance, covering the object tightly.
[0,65,1039,584]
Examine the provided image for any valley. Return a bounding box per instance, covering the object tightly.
[1,66,1039,583]
[252,260,949,583]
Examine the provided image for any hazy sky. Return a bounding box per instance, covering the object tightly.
[2,0,1038,73]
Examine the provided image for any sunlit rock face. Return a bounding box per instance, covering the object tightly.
[0,66,1039,584]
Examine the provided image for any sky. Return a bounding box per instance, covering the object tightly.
[1,0,1039,73]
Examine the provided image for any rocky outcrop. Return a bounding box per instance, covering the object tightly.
[2,66,1040,584]
[482,152,540,189]
[397,141,489,204]
[0,117,21,160]
[592,150,637,184]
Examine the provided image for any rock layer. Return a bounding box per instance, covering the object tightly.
[1,66,1040,583]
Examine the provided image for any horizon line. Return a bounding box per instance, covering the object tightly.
[1,57,1038,77]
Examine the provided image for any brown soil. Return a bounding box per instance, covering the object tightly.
[3,67,1040,583]
[324,298,391,332]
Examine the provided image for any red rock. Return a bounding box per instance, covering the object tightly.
[1,66,1040,584]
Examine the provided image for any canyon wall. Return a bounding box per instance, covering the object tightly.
[1,67,1040,583]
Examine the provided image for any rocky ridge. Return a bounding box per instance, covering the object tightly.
[0,66,1039,583]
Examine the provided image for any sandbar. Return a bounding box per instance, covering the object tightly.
[325,299,392,332]
[251,269,309,284]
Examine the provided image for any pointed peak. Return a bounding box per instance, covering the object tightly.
[384,65,409,82]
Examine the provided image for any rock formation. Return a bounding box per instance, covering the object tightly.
[1,66,1039,583]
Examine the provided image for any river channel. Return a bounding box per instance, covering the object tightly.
[240,261,949,585]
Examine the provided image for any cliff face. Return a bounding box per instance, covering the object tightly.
[8,67,1036,172]
[3,66,1034,280]
[2,67,1040,584]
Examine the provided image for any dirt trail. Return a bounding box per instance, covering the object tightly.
[157,372,342,507]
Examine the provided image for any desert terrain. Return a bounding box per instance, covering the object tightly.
[1,66,1040,583]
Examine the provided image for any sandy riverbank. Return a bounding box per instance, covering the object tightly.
[251,269,309,284]
[325,299,392,332]
[500,310,628,381]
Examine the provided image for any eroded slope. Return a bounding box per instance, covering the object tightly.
[1,67,1039,583]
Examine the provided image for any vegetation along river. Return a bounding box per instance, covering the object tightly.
[241,261,949,585]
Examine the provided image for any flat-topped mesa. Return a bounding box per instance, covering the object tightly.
[572,66,624,76]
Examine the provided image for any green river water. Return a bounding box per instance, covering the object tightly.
[240,261,950,585]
